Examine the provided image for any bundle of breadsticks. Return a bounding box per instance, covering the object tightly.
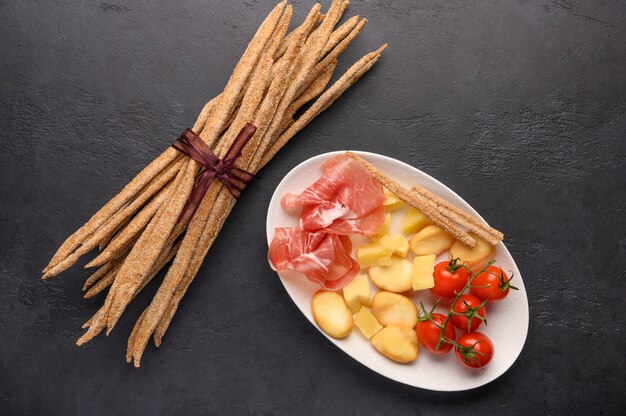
[42,0,387,366]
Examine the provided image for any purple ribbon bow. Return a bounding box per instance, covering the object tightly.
[172,123,257,225]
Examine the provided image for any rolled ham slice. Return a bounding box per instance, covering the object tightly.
[268,227,359,289]
[281,154,386,235]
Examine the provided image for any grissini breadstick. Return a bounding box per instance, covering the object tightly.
[273,6,322,60]
[299,17,367,99]
[410,183,503,244]
[126,309,147,363]
[84,263,122,299]
[279,59,337,131]
[320,15,359,56]
[82,260,121,292]
[45,0,286,277]
[346,152,476,247]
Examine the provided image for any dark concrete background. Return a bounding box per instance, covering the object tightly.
[1,0,624,414]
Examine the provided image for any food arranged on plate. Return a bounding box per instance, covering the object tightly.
[41,0,387,366]
[269,152,518,369]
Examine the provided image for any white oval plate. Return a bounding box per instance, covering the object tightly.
[266,151,529,391]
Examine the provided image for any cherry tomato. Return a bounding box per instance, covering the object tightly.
[471,266,518,302]
[430,259,469,299]
[455,332,494,368]
[416,313,456,355]
[451,294,487,332]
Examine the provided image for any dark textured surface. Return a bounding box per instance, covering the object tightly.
[1,0,625,414]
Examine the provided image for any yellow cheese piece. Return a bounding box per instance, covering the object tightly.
[383,189,405,212]
[412,254,436,291]
[391,234,410,257]
[377,234,410,258]
[342,274,371,313]
[356,242,392,268]
[370,212,391,241]
[378,234,397,253]
[400,206,431,235]
[353,307,383,339]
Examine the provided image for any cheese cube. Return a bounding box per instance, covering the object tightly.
[342,275,372,313]
[354,307,383,339]
[383,189,405,212]
[356,242,393,268]
[391,234,410,257]
[412,254,436,291]
[400,206,431,235]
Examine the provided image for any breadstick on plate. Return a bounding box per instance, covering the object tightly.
[410,183,503,245]
[346,152,476,247]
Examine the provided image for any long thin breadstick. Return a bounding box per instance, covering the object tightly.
[279,59,337,131]
[346,152,476,247]
[84,263,122,298]
[135,3,315,362]
[127,309,147,363]
[273,6,323,60]
[82,260,120,292]
[320,15,359,56]
[301,17,367,100]
[411,183,503,244]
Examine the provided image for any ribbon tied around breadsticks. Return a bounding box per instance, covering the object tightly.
[172,123,257,225]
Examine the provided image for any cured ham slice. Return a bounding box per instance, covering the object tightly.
[281,154,385,235]
[268,227,359,289]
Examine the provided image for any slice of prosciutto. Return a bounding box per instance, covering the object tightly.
[281,154,386,235]
[268,227,359,289]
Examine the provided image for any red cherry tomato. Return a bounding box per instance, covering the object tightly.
[451,294,487,332]
[430,259,469,299]
[471,266,518,302]
[455,332,494,368]
[416,313,456,355]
